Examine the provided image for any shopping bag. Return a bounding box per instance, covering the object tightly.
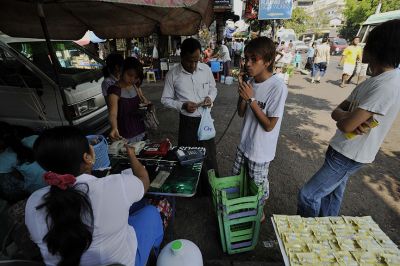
[197,107,216,141]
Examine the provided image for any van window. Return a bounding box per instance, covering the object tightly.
[0,46,42,88]
[8,41,103,76]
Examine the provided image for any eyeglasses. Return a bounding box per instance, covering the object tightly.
[243,56,262,63]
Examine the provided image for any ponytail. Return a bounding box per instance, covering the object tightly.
[34,126,94,265]
[37,184,93,266]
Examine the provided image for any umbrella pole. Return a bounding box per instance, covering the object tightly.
[37,2,72,126]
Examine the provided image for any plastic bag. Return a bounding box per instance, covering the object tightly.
[197,107,216,141]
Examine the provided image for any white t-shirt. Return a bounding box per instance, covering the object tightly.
[238,75,288,163]
[330,68,400,163]
[25,169,144,266]
[219,45,231,62]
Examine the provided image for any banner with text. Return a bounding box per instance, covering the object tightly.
[258,0,293,20]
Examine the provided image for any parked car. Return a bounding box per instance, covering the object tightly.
[0,35,109,134]
[330,38,348,55]
[292,41,309,53]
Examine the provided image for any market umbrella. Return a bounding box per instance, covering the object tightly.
[0,0,214,39]
[75,31,106,46]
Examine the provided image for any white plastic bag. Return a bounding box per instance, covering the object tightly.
[197,107,216,141]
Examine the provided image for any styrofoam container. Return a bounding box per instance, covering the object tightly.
[225,76,233,85]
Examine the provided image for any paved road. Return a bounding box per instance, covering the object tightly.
[142,56,399,265]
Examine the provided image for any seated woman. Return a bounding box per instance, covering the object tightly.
[25,126,163,266]
[108,57,150,143]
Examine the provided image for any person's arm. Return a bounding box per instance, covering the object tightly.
[161,72,183,111]
[331,100,351,121]
[238,82,280,132]
[336,108,373,134]
[204,68,218,106]
[108,93,121,141]
[326,46,331,64]
[126,145,150,193]
[237,96,247,117]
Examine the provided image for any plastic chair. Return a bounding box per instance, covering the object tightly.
[210,61,221,82]
[146,71,156,83]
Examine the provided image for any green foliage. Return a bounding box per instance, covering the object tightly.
[340,0,400,39]
[283,8,312,35]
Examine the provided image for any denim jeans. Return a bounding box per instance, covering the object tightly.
[312,62,327,78]
[297,146,364,217]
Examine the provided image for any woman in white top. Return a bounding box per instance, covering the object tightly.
[25,126,163,266]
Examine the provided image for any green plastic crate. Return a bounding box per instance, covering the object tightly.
[208,168,264,254]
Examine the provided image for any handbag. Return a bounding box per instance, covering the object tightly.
[197,107,216,141]
[135,86,159,130]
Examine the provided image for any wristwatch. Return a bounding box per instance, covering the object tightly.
[247,97,255,105]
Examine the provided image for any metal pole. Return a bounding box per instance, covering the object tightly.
[37,1,72,125]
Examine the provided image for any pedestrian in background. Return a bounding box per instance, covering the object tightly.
[217,40,232,77]
[234,37,288,221]
[311,37,330,83]
[297,19,400,217]
[305,42,315,72]
[102,53,124,106]
[339,36,362,87]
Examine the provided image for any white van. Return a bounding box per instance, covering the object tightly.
[0,35,109,134]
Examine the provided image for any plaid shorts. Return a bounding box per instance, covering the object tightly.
[232,148,271,201]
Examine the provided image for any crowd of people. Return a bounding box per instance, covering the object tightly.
[0,19,399,265]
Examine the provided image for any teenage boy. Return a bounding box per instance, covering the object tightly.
[298,19,400,217]
[233,37,288,221]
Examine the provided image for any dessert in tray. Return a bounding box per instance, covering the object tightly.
[272,215,400,265]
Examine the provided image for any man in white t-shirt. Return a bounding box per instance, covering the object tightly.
[233,37,288,221]
[298,19,400,217]
[217,40,232,77]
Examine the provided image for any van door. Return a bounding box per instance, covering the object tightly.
[0,44,66,130]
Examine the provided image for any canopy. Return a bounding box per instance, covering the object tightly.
[75,31,106,46]
[0,0,214,39]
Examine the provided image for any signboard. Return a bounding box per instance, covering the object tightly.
[258,0,293,20]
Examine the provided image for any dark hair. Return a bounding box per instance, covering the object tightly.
[322,37,329,43]
[121,57,144,86]
[181,38,202,57]
[244,37,276,72]
[102,53,124,78]
[34,126,94,266]
[216,40,222,45]
[364,19,400,68]
[0,121,33,163]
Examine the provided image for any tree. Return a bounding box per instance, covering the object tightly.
[283,7,312,36]
[308,10,330,37]
[340,0,400,40]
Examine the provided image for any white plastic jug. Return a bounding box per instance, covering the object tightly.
[157,239,203,266]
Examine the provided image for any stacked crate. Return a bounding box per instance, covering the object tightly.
[208,168,264,254]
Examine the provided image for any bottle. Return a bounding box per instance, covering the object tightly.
[157,239,203,266]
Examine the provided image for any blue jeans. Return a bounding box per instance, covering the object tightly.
[297,146,364,217]
[128,205,164,266]
[312,62,327,78]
